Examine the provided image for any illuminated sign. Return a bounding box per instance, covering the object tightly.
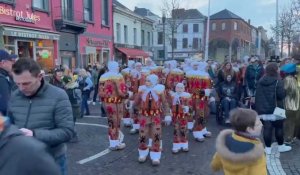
[0,6,40,24]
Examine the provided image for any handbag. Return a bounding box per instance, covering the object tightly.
[273,80,286,119]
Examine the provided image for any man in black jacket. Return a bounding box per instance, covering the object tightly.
[8,58,74,175]
[0,116,60,175]
[0,49,16,115]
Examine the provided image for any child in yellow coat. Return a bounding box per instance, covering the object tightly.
[211,108,267,175]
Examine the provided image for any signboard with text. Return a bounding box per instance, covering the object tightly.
[0,6,40,24]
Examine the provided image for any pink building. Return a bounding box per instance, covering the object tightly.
[52,0,114,69]
[0,0,59,72]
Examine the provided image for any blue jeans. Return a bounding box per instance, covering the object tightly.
[55,154,67,175]
[221,98,237,119]
[81,91,90,115]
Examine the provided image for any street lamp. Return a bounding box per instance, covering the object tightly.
[204,0,211,61]
[162,11,166,60]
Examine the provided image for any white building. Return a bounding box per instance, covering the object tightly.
[113,1,154,65]
[155,9,206,61]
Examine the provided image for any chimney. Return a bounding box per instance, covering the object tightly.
[248,19,251,24]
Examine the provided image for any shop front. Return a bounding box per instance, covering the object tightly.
[2,26,59,72]
[79,36,113,68]
[115,47,149,66]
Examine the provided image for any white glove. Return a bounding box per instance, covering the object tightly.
[164,116,172,126]
[183,106,189,113]
[209,97,216,103]
[128,91,133,98]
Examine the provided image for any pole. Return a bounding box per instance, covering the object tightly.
[162,11,166,61]
[204,0,210,61]
[275,0,279,57]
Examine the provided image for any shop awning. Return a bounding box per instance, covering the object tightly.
[2,26,60,40]
[116,47,149,58]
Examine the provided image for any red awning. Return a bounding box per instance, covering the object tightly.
[116,47,149,58]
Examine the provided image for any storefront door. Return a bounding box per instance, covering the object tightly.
[17,40,35,59]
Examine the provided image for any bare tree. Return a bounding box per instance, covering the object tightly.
[161,0,186,60]
[271,6,298,58]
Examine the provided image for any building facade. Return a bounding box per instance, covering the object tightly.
[113,0,153,65]
[0,0,59,72]
[53,0,113,69]
[209,9,252,62]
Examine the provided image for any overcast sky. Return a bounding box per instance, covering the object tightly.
[118,0,292,37]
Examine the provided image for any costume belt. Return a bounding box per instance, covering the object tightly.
[102,97,123,104]
[141,109,162,117]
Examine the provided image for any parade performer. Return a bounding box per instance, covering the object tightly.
[169,83,192,153]
[186,61,212,142]
[165,60,184,91]
[99,61,129,150]
[132,74,171,165]
[128,62,150,134]
[121,60,135,127]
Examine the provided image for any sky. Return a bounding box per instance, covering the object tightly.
[118,0,292,37]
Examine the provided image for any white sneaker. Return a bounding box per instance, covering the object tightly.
[278,144,292,153]
[265,147,271,155]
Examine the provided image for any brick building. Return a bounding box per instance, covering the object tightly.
[208,9,252,61]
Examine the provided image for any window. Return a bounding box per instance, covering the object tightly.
[193,38,199,49]
[84,0,93,21]
[193,24,199,33]
[133,28,137,45]
[116,23,121,42]
[182,38,188,49]
[158,32,163,45]
[172,38,177,49]
[0,0,14,4]
[147,32,151,46]
[234,22,238,30]
[158,50,164,58]
[124,25,128,43]
[102,0,109,26]
[212,23,216,31]
[141,30,145,45]
[183,24,188,33]
[62,0,73,20]
[32,0,48,11]
[222,22,226,30]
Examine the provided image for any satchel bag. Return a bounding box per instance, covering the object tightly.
[273,80,286,119]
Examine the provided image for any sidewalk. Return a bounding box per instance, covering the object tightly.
[280,140,300,175]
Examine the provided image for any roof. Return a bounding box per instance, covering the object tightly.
[210,9,242,20]
[172,9,205,19]
[134,7,158,17]
[113,0,131,11]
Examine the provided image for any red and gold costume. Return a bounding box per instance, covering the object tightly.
[99,61,128,149]
[169,87,192,152]
[120,61,135,127]
[186,62,212,141]
[133,74,170,165]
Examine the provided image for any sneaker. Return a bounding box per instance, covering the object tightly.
[152,159,160,166]
[130,128,138,134]
[138,156,147,163]
[265,147,272,155]
[172,149,180,154]
[182,148,189,152]
[225,119,231,124]
[278,144,292,153]
[109,143,126,151]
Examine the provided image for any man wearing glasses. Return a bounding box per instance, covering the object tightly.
[0,49,16,115]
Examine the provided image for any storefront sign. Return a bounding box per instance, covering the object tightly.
[3,27,60,40]
[0,6,40,24]
[87,38,109,47]
[168,53,189,58]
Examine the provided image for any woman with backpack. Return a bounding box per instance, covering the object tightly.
[78,69,93,116]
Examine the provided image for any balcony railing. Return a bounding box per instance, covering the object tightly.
[53,6,84,24]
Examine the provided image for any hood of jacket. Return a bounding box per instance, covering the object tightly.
[0,118,23,150]
[216,129,264,163]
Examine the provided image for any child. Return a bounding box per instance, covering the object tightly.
[211,108,267,175]
[168,83,192,153]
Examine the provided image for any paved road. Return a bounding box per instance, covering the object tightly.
[66,103,300,175]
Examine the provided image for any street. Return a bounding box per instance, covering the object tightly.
[67,104,224,175]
